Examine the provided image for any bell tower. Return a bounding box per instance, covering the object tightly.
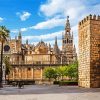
[62,16,76,64]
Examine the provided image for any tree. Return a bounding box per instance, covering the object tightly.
[43,67,56,81]
[66,61,78,80]
[56,66,67,81]
[52,68,58,81]
[0,26,10,87]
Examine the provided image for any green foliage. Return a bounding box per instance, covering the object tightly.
[56,66,67,80]
[43,67,56,81]
[0,26,10,42]
[43,61,78,82]
[3,56,11,75]
[66,61,78,80]
[52,68,58,80]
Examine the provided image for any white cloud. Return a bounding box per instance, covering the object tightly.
[11,27,29,33]
[40,0,86,19]
[16,11,31,21]
[11,17,65,32]
[22,30,63,41]
[40,0,63,17]
[0,17,4,22]
[20,27,28,32]
[11,29,18,33]
[30,17,65,29]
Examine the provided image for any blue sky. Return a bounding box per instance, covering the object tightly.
[0,0,100,52]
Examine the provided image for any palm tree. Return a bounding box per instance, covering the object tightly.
[0,26,10,87]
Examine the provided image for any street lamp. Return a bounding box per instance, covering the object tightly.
[0,44,10,88]
[0,41,3,87]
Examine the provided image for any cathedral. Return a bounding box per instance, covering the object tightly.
[2,16,77,82]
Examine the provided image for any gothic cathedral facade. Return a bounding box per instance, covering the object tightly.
[1,17,77,82]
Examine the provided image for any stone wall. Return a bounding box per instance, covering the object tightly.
[78,15,100,88]
[8,67,43,81]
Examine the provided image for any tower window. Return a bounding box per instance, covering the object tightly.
[65,40,66,44]
[70,40,72,43]
[67,39,68,43]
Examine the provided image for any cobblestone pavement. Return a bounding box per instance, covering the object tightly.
[0,85,100,100]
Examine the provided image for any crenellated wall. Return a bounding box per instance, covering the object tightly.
[78,14,100,88]
[79,14,100,26]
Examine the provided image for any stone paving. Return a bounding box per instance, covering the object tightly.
[0,85,100,100]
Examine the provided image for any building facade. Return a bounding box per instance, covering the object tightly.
[1,17,77,82]
[78,15,100,88]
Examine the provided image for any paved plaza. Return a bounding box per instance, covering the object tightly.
[0,85,100,100]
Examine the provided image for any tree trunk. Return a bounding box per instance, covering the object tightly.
[61,75,63,81]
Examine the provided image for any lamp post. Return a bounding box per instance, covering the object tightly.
[0,41,3,87]
[0,44,10,88]
[2,63,6,85]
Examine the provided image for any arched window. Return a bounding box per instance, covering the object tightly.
[63,40,65,44]
[70,40,72,43]
[67,39,68,43]
[65,40,66,44]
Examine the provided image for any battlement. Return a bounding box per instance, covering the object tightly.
[79,14,100,26]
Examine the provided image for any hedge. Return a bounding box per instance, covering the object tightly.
[53,81,78,86]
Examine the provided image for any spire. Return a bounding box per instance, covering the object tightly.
[54,36,59,55]
[18,30,22,39]
[49,43,51,51]
[65,16,71,33]
[26,39,28,45]
[55,36,57,46]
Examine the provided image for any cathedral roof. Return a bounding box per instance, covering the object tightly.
[35,40,48,49]
[34,40,49,54]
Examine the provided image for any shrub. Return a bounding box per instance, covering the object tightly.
[53,81,59,85]
[59,81,78,86]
